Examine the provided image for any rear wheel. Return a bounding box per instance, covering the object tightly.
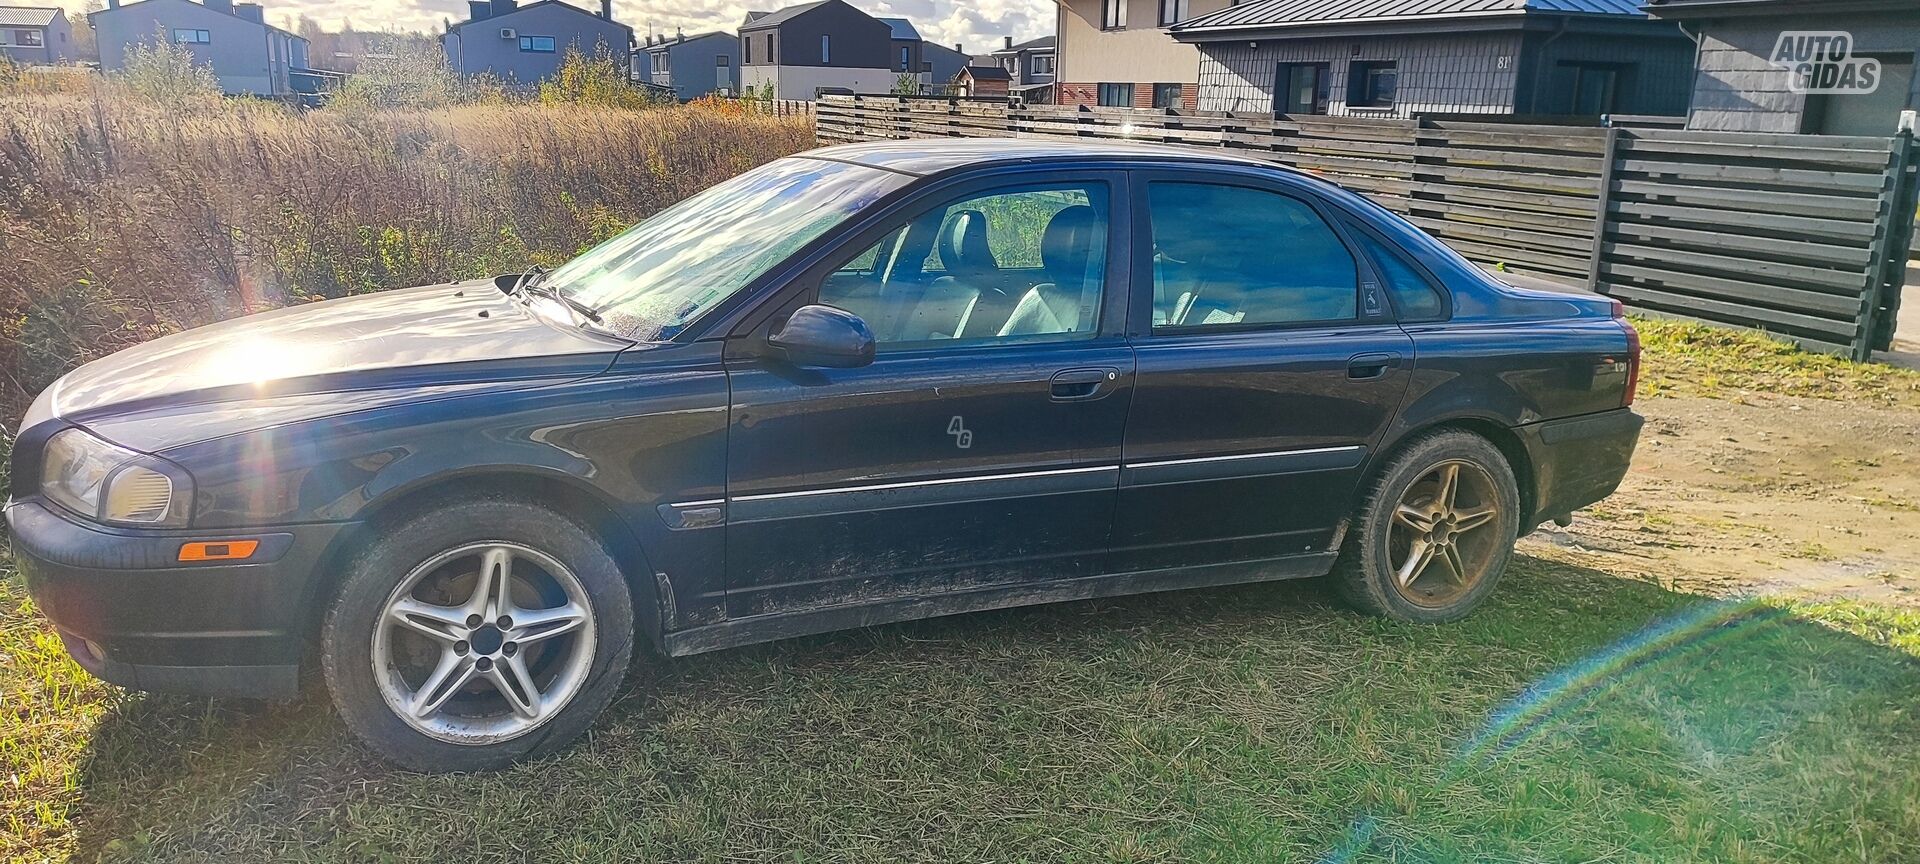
[1334,430,1520,623]
[322,498,634,772]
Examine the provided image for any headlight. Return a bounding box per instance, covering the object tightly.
[41,428,193,526]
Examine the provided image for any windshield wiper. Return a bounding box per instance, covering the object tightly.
[508,265,547,297]
[524,283,605,325]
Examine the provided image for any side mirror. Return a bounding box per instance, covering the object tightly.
[767,304,876,369]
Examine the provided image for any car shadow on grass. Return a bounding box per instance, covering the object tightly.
[58,555,1920,863]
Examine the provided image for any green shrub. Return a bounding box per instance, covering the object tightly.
[539,46,658,110]
[115,35,221,105]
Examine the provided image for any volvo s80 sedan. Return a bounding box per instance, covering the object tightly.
[8,140,1642,771]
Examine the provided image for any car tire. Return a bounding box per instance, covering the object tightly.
[1332,430,1521,624]
[321,497,634,772]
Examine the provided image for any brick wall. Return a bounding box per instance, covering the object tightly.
[1056,81,1198,109]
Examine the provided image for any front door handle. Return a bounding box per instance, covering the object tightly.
[1348,352,1400,380]
[1051,367,1120,402]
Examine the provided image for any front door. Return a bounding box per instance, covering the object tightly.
[1114,172,1415,572]
[722,175,1136,618]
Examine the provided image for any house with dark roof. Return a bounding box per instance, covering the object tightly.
[91,0,311,96]
[1647,0,1918,135]
[638,30,738,99]
[738,0,900,99]
[442,0,632,86]
[991,35,1054,102]
[924,41,971,91]
[953,63,1010,98]
[879,16,921,76]
[0,6,73,64]
[1170,0,1694,119]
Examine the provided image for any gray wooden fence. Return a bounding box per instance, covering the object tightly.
[817,95,1919,360]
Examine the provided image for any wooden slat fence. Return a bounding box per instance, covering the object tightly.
[817,94,1920,359]
[727,97,815,117]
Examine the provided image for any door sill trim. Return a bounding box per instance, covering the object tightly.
[661,552,1339,657]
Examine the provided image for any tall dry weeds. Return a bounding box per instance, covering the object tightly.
[0,80,813,429]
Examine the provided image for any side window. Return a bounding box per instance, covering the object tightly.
[1351,227,1447,321]
[1148,182,1358,329]
[818,183,1110,348]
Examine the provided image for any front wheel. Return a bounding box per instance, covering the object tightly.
[1333,430,1521,624]
[322,498,634,772]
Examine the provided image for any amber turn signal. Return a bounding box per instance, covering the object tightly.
[178,540,260,562]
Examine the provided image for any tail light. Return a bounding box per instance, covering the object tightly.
[1618,315,1641,408]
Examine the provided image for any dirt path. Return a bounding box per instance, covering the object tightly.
[1521,393,1920,606]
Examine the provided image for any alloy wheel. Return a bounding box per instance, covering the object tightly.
[1387,460,1503,608]
[371,542,597,745]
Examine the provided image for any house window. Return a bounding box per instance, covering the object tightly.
[744,37,752,63]
[901,45,911,71]
[1275,62,1329,114]
[1032,55,1054,76]
[1347,60,1397,108]
[518,35,557,53]
[716,54,729,67]
[1097,82,1134,107]
[1151,82,1183,108]
[651,52,669,74]
[820,34,830,63]
[171,29,211,44]
[13,28,43,47]
[766,34,774,64]
[1102,0,1126,30]
[1159,0,1189,26]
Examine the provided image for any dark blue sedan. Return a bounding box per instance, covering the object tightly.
[7,140,1642,771]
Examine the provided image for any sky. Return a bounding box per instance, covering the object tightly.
[50,0,1056,56]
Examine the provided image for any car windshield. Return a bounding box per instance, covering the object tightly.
[541,156,910,341]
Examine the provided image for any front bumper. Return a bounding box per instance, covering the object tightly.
[5,498,350,699]
[1515,407,1644,528]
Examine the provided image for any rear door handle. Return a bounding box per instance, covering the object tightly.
[1348,352,1401,380]
[1051,367,1120,402]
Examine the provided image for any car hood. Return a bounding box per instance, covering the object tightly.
[38,280,632,447]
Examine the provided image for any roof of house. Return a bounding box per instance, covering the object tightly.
[1175,0,1649,34]
[740,0,833,30]
[960,64,1010,81]
[89,0,307,41]
[991,35,1054,55]
[446,0,632,34]
[925,41,969,60]
[642,30,732,51]
[1645,0,1913,17]
[877,17,920,40]
[0,6,62,27]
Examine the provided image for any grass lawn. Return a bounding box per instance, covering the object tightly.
[6,550,1919,863]
[6,318,1920,862]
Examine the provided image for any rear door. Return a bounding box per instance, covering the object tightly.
[1113,170,1415,572]
[721,172,1137,618]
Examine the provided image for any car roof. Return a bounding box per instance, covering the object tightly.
[802,138,1281,177]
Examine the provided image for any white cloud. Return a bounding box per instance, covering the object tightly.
[49,0,1053,56]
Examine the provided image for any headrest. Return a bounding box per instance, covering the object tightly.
[938,209,997,278]
[1040,205,1102,281]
